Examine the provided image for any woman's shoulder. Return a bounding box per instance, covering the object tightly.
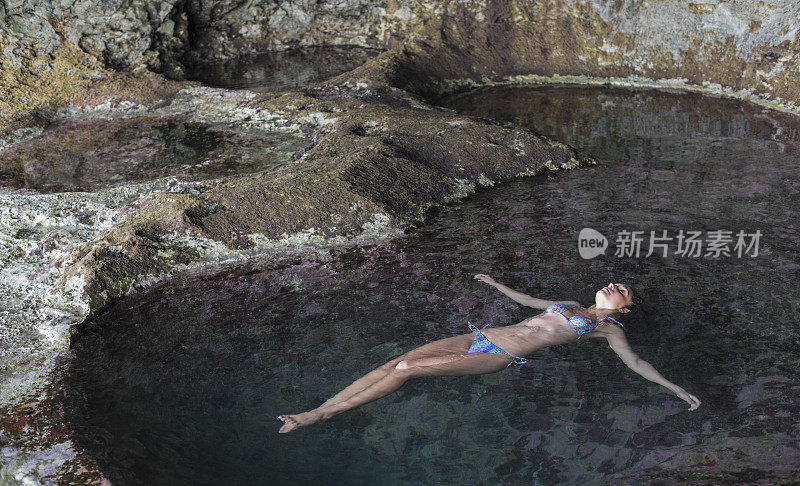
[580,322,625,340]
[595,319,626,335]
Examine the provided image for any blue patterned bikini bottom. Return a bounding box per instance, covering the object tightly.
[467,322,528,367]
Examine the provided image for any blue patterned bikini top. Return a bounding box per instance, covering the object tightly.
[544,303,624,340]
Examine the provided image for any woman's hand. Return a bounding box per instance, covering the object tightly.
[674,387,702,411]
[473,274,497,285]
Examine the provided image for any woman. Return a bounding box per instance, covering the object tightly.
[278,274,701,433]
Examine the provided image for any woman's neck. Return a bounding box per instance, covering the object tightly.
[586,304,619,320]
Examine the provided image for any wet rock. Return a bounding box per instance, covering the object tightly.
[50,86,580,316]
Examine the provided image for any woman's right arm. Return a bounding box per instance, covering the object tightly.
[473,274,580,309]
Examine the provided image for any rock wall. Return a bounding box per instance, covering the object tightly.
[0,0,427,125]
[4,0,800,132]
[366,0,800,109]
[0,0,424,69]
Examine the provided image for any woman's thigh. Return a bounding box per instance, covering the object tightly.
[395,332,476,362]
[401,352,513,378]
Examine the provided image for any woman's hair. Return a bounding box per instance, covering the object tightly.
[627,285,644,309]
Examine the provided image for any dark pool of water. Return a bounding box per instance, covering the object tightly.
[0,116,303,193]
[64,87,800,484]
[183,46,382,91]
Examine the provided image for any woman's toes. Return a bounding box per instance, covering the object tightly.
[277,411,324,433]
[278,421,300,433]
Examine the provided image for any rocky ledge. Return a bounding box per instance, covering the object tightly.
[54,83,581,317]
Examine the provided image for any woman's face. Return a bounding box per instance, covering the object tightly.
[595,282,634,310]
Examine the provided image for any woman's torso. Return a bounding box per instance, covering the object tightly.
[477,305,617,357]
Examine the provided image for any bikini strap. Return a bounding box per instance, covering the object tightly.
[604,316,625,328]
[467,321,493,332]
[467,322,528,367]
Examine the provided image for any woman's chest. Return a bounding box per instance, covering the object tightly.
[513,313,577,339]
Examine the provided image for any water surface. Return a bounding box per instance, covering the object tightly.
[183,46,382,91]
[64,86,800,484]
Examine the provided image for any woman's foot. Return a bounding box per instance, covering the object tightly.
[277,410,325,433]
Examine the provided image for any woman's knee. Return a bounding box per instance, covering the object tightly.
[381,358,404,372]
[391,355,461,376]
[391,360,417,378]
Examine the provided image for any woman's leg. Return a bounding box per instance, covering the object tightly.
[316,333,476,410]
[315,359,402,410]
[278,349,512,433]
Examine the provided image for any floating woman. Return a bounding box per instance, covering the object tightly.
[278,274,701,433]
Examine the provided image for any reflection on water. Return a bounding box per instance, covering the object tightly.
[183,46,382,91]
[0,117,303,193]
[64,87,800,484]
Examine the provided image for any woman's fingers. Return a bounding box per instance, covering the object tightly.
[688,393,701,411]
[679,391,701,411]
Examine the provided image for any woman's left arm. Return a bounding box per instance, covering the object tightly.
[603,327,701,410]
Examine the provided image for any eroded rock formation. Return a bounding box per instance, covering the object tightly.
[2,0,800,484]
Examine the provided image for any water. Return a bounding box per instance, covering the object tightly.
[182,46,382,91]
[63,86,800,484]
[0,116,303,193]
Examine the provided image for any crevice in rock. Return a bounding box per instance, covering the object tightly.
[150,0,194,78]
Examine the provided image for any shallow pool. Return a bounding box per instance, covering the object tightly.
[182,46,382,91]
[0,116,303,193]
[64,86,800,484]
